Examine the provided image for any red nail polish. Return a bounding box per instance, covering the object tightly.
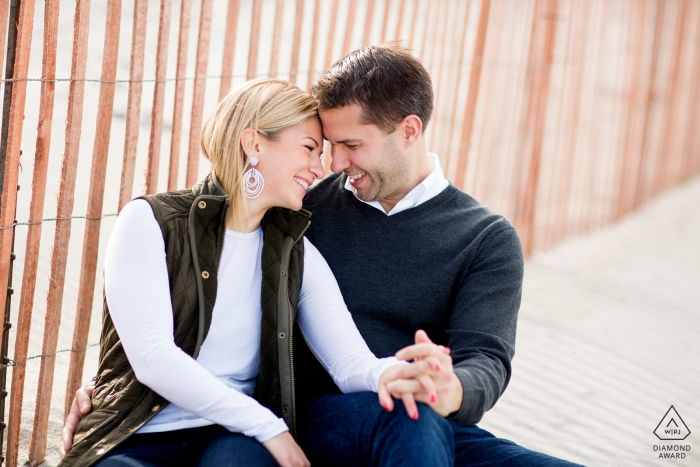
[444,347,451,354]
[430,394,437,403]
[434,363,441,371]
[384,403,391,411]
[412,411,419,420]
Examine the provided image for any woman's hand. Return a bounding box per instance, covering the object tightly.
[60,384,95,458]
[378,363,437,420]
[261,431,310,467]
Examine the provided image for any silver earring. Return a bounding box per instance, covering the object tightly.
[244,156,264,198]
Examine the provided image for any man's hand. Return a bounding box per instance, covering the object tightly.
[390,330,463,417]
[60,385,94,458]
[261,431,310,467]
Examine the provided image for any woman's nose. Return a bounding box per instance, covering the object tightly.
[309,153,324,179]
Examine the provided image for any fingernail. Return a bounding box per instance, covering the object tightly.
[430,394,437,403]
[411,411,419,420]
[384,403,391,412]
[444,347,451,354]
[434,363,441,371]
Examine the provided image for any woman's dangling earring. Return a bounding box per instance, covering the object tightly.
[244,156,264,198]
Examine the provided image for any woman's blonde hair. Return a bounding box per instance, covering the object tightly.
[200,78,318,221]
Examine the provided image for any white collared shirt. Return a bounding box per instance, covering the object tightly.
[344,153,450,215]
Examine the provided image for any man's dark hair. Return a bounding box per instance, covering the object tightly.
[311,44,434,134]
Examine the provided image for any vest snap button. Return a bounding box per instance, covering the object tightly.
[281,270,286,276]
[201,271,210,279]
[282,406,289,415]
[198,201,206,209]
[279,332,285,339]
[96,448,105,455]
[152,405,160,412]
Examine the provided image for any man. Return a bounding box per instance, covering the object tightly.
[63,45,579,466]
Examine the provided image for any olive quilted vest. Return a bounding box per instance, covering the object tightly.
[60,174,310,466]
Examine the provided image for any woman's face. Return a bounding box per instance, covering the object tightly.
[253,117,324,211]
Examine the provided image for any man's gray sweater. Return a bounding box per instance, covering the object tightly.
[295,172,524,424]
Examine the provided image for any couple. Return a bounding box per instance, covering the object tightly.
[60,46,579,466]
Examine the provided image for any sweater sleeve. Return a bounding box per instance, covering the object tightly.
[296,238,400,393]
[447,224,523,424]
[104,200,288,443]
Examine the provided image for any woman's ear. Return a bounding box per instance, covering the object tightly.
[240,128,259,158]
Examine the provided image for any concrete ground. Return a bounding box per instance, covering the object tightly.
[21,174,700,466]
[479,175,700,466]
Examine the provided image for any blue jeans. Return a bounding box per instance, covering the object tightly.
[297,392,583,467]
[94,424,277,467]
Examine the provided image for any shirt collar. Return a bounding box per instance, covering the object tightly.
[344,153,449,216]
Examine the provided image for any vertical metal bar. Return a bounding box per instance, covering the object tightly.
[63,0,123,422]
[0,186,16,467]
[219,0,240,101]
[289,0,305,83]
[306,0,321,89]
[512,0,558,256]
[325,0,340,69]
[343,0,358,56]
[29,0,91,461]
[0,0,10,103]
[362,0,377,46]
[0,0,35,361]
[247,0,263,80]
[145,0,172,195]
[454,0,491,189]
[168,0,192,191]
[269,0,284,78]
[4,0,59,463]
[117,0,149,210]
[185,0,214,188]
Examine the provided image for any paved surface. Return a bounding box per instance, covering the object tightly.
[21,174,700,466]
[479,175,700,466]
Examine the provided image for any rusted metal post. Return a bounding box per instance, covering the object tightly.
[145,0,173,195]
[5,0,59,463]
[407,0,421,50]
[454,0,491,189]
[185,0,214,188]
[29,0,91,461]
[168,0,192,191]
[64,0,123,422]
[380,0,392,43]
[219,0,240,101]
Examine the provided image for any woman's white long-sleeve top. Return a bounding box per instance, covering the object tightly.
[104,200,398,443]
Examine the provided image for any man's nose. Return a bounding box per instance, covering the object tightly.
[329,146,350,173]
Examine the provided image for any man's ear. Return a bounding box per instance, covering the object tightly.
[240,128,259,158]
[400,115,423,147]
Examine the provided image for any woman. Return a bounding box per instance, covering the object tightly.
[59,79,427,467]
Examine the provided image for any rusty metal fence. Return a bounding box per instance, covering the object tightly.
[0,0,698,465]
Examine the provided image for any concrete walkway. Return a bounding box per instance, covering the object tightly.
[479,175,700,466]
[24,175,700,466]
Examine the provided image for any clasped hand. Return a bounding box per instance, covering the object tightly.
[378,330,463,419]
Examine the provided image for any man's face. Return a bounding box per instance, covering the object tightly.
[319,104,413,208]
